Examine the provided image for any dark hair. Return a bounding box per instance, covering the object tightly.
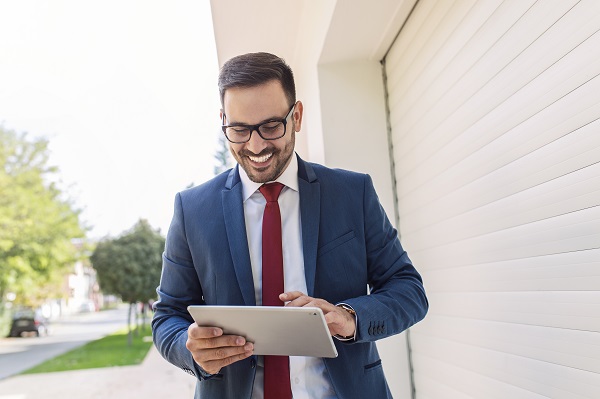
[218,52,296,107]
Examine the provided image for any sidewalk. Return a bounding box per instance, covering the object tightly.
[0,345,197,399]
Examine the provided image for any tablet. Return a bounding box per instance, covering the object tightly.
[187,305,338,358]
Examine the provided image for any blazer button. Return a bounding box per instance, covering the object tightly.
[250,357,257,368]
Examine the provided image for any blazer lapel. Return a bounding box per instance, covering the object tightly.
[222,166,256,306]
[297,156,320,297]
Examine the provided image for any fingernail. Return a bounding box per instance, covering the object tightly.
[244,343,253,351]
[280,293,287,299]
[236,337,245,345]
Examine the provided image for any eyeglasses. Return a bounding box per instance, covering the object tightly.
[221,103,296,144]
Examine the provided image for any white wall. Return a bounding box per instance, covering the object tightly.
[318,60,396,233]
[318,58,410,398]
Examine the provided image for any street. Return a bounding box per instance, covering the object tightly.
[0,305,129,380]
[0,305,197,399]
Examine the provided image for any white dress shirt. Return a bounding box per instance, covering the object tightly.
[239,154,337,399]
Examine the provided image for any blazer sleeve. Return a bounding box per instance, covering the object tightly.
[151,192,212,380]
[342,174,428,343]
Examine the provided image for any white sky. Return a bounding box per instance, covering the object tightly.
[0,1,222,239]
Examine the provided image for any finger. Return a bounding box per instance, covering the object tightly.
[280,291,306,302]
[188,323,223,339]
[298,298,337,314]
[200,346,254,374]
[187,334,247,353]
[284,296,314,308]
[194,341,254,363]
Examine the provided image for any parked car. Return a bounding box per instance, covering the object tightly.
[8,308,49,337]
[78,300,96,313]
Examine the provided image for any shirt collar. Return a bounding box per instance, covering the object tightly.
[239,153,299,202]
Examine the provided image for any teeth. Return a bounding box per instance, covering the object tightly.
[249,153,272,163]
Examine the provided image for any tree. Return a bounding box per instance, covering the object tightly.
[213,134,232,175]
[0,126,84,307]
[90,219,164,345]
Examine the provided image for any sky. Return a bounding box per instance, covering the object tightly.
[0,1,223,239]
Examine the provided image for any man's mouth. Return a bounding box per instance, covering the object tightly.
[248,153,273,163]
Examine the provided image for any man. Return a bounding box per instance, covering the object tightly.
[152,52,428,398]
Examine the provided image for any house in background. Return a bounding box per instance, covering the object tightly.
[209,1,600,398]
[41,239,103,319]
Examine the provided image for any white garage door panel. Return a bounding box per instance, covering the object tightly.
[401,127,600,244]
[410,206,600,269]
[390,0,582,153]
[388,0,503,114]
[388,0,538,135]
[415,375,475,399]
[412,336,600,398]
[387,0,480,104]
[397,78,600,218]
[425,291,600,330]
[413,316,600,373]
[384,0,600,397]
[397,27,600,206]
[395,11,600,202]
[412,353,552,399]
[404,166,600,250]
[398,87,600,217]
[385,0,455,88]
[422,248,600,292]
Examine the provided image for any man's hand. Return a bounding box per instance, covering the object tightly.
[280,291,356,338]
[186,324,254,375]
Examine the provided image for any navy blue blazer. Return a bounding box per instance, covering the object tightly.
[152,155,428,398]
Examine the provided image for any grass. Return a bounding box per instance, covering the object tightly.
[22,325,153,374]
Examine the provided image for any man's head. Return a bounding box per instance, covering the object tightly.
[219,53,303,183]
[218,52,296,107]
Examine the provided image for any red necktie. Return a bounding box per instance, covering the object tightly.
[259,182,292,399]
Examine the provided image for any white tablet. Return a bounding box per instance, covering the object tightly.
[187,305,338,358]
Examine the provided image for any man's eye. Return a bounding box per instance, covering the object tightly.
[231,127,250,133]
[261,122,282,132]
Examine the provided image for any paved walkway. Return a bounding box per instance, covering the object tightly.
[0,345,197,399]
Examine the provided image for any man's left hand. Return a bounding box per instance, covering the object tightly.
[280,291,356,338]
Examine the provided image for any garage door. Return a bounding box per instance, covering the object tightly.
[384,0,600,397]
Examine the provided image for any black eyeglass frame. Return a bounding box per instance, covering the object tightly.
[221,103,296,143]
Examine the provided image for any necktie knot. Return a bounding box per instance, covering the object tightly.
[259,182,284,202]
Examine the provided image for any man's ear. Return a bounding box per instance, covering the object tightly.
[293,101,303,132]
[220,110,224,124]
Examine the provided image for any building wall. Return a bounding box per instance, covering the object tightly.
[318,60,395,217]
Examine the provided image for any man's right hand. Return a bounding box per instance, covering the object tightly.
[186,323,254,375]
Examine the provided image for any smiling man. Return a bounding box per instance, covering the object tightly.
[152,52,428,399]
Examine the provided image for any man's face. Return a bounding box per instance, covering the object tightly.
[222,80,302,183]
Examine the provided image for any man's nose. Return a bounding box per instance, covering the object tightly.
[246,129,267,153]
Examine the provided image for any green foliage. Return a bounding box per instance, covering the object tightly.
[90,219,164,304]
[214,134,232,175]
[0,126,85,306]
[22,325,153,374]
